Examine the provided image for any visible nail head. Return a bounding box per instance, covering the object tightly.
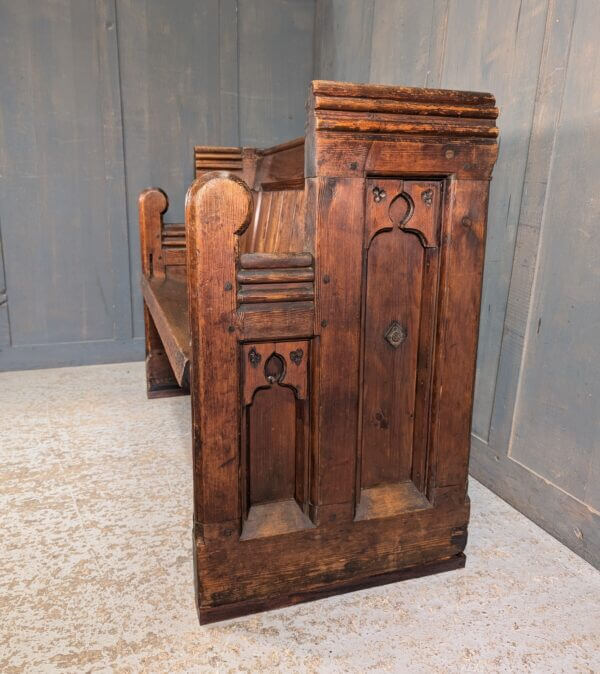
[224,281,232,291]
[321,319,328,328]
[323,274,330,284]
[445,149,455,159]
[349,162,358,170]
[228,325,235,333]
[462,216,473,228]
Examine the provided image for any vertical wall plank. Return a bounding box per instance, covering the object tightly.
[117,0,223,338]
[0,0,318,369]
[369,0,448,87]
[0,0,131,350]
[98,0,133,341]
[440,0,548,441]
[313,0,374,83]
[489,0,577,451]
[219,0,240,146]
[508,0,600,511]
[312,0,599,565]
[238,0,315,147]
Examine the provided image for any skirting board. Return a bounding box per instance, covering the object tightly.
[470,435,599,570]
[0,338,144,371]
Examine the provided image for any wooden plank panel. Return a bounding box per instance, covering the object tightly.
[508,0,600,512]
[430,179,490,490]
[117,0,223,338]
[471,436,600,570]
[141,276,190,387]
[186,174,253,525]
[361,228,424,488]
[311,177,364,512]
[249,386,297,505]
[0,0,131,351]
[369,0,449,88]
[489,0,577,451]
[238,0,315,147]
[313,0,374,82]
[218,0,240,145]
[440,0,548,440]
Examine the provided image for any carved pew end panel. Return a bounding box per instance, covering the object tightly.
[138,188,189,398]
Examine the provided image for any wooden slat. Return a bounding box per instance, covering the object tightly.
[237,284,313,304]
[141,276,190,388]
[310,177,364,513]
[237,268,314,284]
[240,252,313,269]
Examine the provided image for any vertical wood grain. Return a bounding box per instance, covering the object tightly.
[313,0,374,82]
[369,0,449,87]
[219,0,240,146]
[489,0,577,452]
[508,0,600,511]
[238,0,315,146]
[249,386,297,505]
[440,0,549,442]
[311,177,364,513]
[429,179,490,492]
[0,1,131,349]
[186,174,253,526]
[116,0,223,339]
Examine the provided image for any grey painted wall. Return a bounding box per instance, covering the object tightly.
[313,0,599,568]
[0,0,315,369]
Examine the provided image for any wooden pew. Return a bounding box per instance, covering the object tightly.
[139,80,499,623]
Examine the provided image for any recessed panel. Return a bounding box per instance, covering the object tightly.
[361,227,424,488]
[249,385,296,505]
[358,179,442,517]
[240,340,312,539]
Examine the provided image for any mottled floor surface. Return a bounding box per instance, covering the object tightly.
[1,362,599,673]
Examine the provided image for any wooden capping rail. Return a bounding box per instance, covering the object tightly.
[257,137,304,157]
[239,252,313,269]
[312,80,497,108]
[309,80,498,141]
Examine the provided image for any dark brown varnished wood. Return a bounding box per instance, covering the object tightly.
[139,80,499,623]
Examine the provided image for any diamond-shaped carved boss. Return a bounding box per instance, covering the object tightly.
[384,321,407,348]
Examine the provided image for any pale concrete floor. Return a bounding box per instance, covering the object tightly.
[1,362,599,674]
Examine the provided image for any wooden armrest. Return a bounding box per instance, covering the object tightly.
[141,276,190,388]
